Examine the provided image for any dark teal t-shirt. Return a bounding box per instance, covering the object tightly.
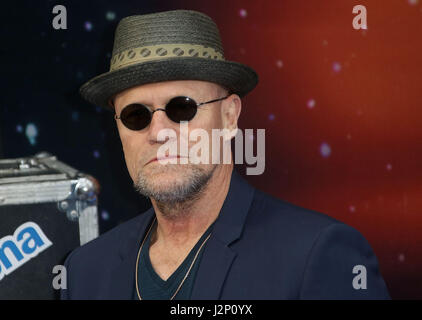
[133,218,215,300]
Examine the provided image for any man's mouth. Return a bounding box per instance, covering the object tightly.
[145,155,185,165]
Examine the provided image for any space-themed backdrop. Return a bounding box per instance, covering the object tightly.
[1,0,421,299]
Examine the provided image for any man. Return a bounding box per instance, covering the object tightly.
[61,9,390,300]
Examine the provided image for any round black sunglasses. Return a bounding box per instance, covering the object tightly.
[114,94,231,131]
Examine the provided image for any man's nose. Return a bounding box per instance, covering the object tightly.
[146,109,174,144]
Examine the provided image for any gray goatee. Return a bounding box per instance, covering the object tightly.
[133,165,217,216]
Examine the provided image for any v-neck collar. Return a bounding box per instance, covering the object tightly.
[141,217,216,288]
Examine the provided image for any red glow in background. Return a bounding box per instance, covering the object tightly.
[175,0,422,299]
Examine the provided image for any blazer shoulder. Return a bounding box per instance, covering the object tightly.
[236,187,346,263]
[298,222,391,299]
[245,187,379,257]
[250,187,341,232]
[241,188,390,299]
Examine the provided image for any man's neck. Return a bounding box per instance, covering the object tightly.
[150,164,233,248]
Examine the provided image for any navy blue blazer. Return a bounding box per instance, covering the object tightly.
[61,169,390,299]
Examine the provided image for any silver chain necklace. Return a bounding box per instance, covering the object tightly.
[135,216,212,300]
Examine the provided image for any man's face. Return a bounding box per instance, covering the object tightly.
[113,80,240,203]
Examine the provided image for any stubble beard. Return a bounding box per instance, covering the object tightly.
[133,163,217,219]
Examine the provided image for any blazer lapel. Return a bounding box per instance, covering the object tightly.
[107,208,155,299]
[191,169,255,299]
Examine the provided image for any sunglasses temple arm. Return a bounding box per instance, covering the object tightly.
[197,94,231,107]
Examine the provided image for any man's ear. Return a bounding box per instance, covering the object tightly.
[221,94,241,140]
[108,98,115,111]
[109,94,117,113]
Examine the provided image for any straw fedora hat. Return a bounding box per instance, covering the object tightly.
[79,9,259,110]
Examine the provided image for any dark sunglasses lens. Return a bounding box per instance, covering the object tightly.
[166,96,197,123]
[120,104,151,130]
